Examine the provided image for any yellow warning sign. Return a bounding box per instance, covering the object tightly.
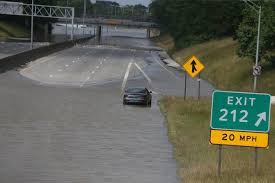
[210,130,269,148]
[182,56,205,78]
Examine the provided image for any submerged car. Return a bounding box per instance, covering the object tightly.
[123,87,152,106]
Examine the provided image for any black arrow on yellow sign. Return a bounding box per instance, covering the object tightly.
[191,60,197,73]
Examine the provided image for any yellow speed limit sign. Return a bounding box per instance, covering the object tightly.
[210,130,269,148]
[182,56,205,78]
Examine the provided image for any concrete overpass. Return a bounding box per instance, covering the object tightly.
[58,17,160,42]
[69,18,159,28]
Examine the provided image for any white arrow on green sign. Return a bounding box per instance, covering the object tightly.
[211,91,271,133]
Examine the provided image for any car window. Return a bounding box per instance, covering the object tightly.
[126,88,146,93]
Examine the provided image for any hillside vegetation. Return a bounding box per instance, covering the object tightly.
[155,35,275,95]
[0,21,29,40]
[155,35,275,183]
[150,0,275,64]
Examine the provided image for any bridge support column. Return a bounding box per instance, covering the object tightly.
[44,23,49,42]
[147,28,151,38]
[96,25,102,44]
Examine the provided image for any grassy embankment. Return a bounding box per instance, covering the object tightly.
[155,35,275,182]
[0,21,29,41]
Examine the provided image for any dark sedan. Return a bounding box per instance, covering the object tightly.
[123,87,152,106]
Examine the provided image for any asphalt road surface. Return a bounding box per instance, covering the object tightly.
[0,42,49,59]
[0,29,214,183]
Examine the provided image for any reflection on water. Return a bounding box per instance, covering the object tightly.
[51,24,150,46]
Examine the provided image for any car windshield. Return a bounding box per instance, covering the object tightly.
[125,88,146,93]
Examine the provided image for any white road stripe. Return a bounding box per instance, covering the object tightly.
[80,77,91,88]
[121,62,133,92]
[22,52,61,72]
[151,52,180,80]
[134,63,152,84]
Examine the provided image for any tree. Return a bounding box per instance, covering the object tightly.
[149,0,243,48]
[236,1,275,63]
[57,0,94,17]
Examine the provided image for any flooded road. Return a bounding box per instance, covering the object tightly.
[0,26,214,183]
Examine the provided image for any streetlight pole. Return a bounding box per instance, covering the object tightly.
[254,6,261,92]
[243,0,262,92]
[66,0,68,40]
[242,0,262,174]
[83,0,86,35]
[30,0,34,50]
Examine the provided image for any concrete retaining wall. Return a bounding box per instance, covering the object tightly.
[0,37,92,73]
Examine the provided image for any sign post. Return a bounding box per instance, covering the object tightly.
[198,73,201,100]
[218,145,222,177]
[182,56,205,100]
[210,90,271,175]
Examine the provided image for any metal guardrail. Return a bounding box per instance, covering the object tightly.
[0,1,75,40]
[0,1,74,19]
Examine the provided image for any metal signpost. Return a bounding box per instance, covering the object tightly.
[210,90,271,176]
[31,0,34,49]
[242,0,262,173]
[83,0,87,35]
[66,0,69,40]
[182,56,205,100]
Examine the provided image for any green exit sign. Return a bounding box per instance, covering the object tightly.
[211,91,271,133]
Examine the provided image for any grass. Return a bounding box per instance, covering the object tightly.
[153,34,175,52]
[160,97,275,183]
[155,35,275,182]
[155,35,275,95]
[0,21,29,40]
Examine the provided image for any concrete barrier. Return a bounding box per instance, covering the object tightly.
[0,36,92,73]
[163,58,181,68]
[272,96,275,105]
